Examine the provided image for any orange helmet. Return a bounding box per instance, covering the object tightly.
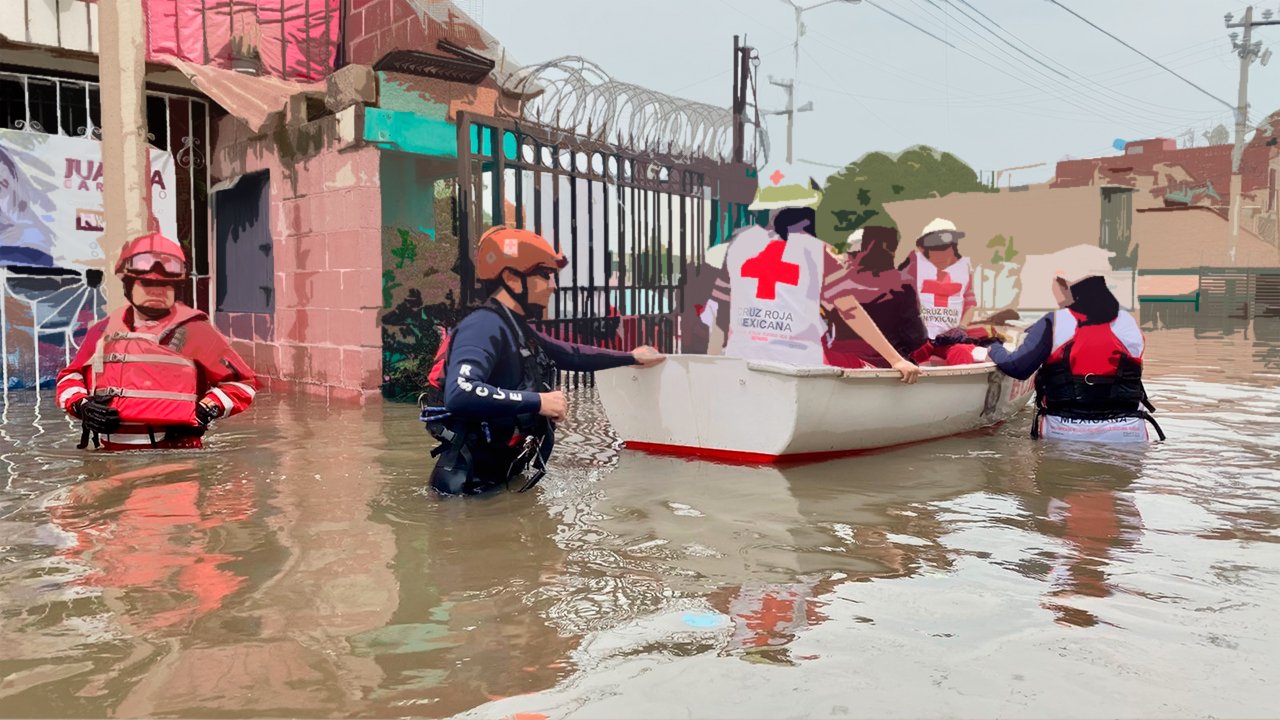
[115,232,188,280]
[475,226,566,281]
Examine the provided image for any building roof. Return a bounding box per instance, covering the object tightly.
[1133,206,1279,269]
[883,186,1102,265]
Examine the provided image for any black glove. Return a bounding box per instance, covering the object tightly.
[196,402,222,428]
[79,397,121,434]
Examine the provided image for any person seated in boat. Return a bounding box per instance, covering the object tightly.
[428,226,665,496]
[987,265,1164,442]
[898,218,990,364]
[54,232,258,450]
[701,203,919,384]
[823,226,1003,368]
[822,226,933,369]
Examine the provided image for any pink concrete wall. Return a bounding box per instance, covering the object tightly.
[212,114,383,402]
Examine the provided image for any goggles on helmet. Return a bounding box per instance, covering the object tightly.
[920,231,961,249]
[121,251,185,277]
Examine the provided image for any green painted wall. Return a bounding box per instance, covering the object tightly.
[364,108,457,158]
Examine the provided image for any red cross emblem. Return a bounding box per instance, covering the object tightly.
[769,169,785,185]
[921,271,962,308]
[741,241,800,300]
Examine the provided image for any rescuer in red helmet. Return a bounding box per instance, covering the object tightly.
[54,232,258,450]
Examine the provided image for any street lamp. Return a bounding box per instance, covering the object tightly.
[774,0,862,164]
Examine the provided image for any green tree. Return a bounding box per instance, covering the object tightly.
[816,146,993,249]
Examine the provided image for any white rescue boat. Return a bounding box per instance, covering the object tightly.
[596,355,1035,463]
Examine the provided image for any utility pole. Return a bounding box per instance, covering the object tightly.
[790,1,803,163]
[1226,7,1278,262]
[772,0,860,166]
[732,35,755,165]
[98,0,152,313]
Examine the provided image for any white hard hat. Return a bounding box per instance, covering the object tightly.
[917,217,965,248]
[921,218,958,235]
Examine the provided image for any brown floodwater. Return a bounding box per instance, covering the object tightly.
[1,325,1278,719]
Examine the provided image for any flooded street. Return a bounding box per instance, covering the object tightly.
[1,327,1278,719]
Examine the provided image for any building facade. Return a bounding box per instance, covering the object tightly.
[1,0,761,402]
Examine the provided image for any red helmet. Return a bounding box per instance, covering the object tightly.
[476,226,567,281]
[115,232,188,280]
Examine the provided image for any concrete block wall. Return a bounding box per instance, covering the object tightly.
[212,113,384,402]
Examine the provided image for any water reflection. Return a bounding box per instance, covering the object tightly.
[985,444,1146,627]
[536,442,994,668]
[369,438,581,714]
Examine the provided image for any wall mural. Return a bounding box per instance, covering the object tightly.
[1,126,179,396]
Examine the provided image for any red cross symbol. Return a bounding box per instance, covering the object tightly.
[921,270,962,308]
[741,241,800,300]
[769,169,785,185]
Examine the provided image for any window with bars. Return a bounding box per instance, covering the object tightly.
[0,69,213,310]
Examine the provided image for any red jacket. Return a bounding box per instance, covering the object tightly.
[56,304,257,443]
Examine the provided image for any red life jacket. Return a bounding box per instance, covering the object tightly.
[427,326,451,390]
[1034,308,1149,420]
[92,305,203,428]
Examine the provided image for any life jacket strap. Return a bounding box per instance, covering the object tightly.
[94,387,200,402]
[100,352,196,367]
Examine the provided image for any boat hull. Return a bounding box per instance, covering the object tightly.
[596,355,1035,462]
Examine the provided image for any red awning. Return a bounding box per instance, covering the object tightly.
[163,57,323,134]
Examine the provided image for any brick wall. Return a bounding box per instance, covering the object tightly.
[346,0,429,67]
[212,113,384,402]
[1053,138,1276,206]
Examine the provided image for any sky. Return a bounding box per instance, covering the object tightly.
[478,0,1280,185]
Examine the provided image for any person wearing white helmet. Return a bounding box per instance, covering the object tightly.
[986,263,1164,442]
[900,218,977,340]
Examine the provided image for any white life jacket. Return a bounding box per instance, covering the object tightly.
[723,227,826,365]
[913,252,971,339]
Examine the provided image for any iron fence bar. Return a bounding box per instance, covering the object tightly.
[573,167,583,335]
[456,114,474,305]
[667,190,676,352]
[533,162,543,235]
[490,127,504,227]
[586,175,596,320]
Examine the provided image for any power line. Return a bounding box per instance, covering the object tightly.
[799,45,891,128]
[667,40,791,96]
[865,0,1184,130]
[947,0,1219,118]
[1046,0,1236,112]
[908,0,1218,127]
[863,0,957,49]
[927,0,1069,80]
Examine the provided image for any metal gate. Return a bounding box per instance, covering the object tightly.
[455,112,712,379]
[1,68,211,397]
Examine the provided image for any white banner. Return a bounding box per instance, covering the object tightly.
[0,128,178,270]
[1040,415,1149,443]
